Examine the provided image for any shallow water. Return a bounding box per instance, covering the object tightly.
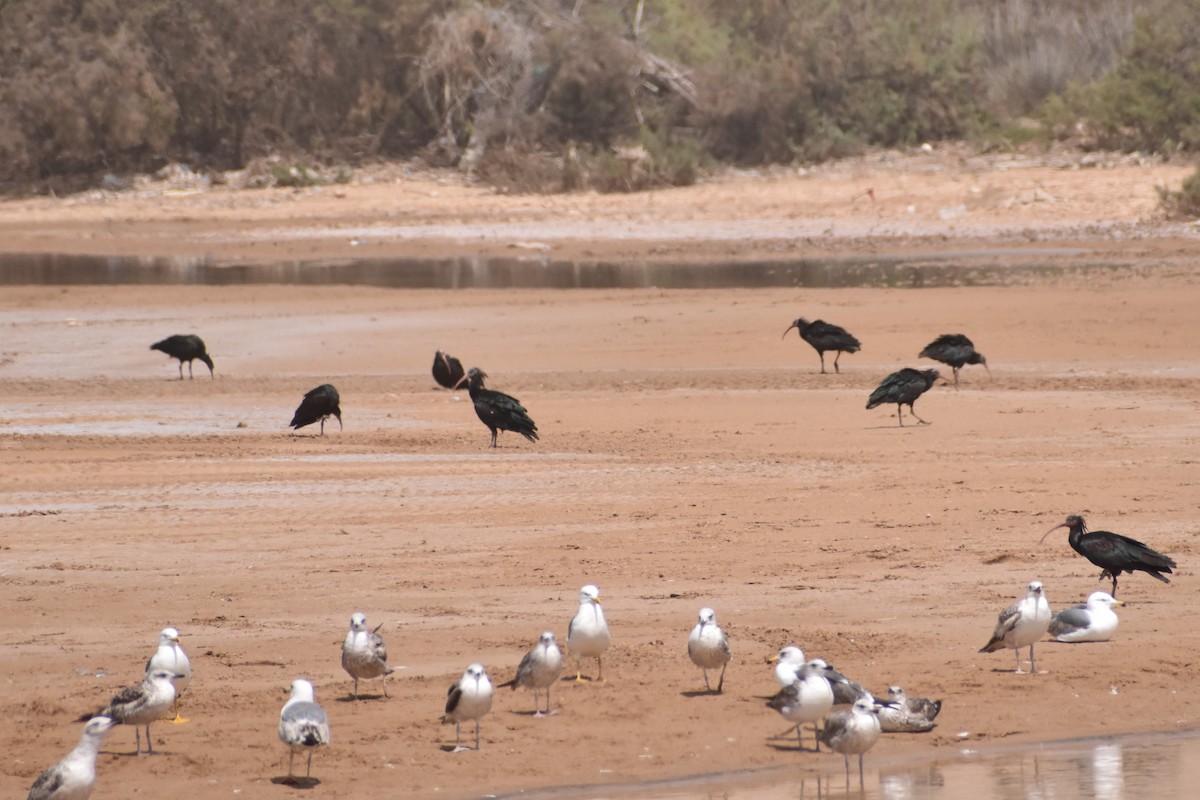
[516,729,1200,800]
[0,250,1113,289]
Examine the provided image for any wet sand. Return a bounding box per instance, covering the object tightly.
[1,152,1199,798]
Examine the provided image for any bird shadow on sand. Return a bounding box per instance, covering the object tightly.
[334,693,387,703]
[765,741,820,754]
[679,689,722,698]
[508,709,558,717]
[271,776,321,788]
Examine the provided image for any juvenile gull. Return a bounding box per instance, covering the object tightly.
[27,716,113,800]
[765,660,834,751]
[821,697,883,786]
[687,607,731,694]
[146,627,191,723]
[566,584,611,682]
[979,580,1052,674]
[341,612,394,699]
[78,669,179,755]
[442,664,493,752]
[878,686,941,733]
[278,679,330,783]
[768,645,805,688]
[499,632,564,716]
[1049,591,1123,643]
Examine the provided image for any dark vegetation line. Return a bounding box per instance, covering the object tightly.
[2,0,1198,209]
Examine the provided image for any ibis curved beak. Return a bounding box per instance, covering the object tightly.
[781,323,799,340]
[1039,521,1068,544]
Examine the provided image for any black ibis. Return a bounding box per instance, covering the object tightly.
[150,334,213,380]
[1040,514,1176,598]
[465,368,538,448]
[289,384,342,435]
[432,350,466,389]
[782,318,861,374]
[865,368,942,426]
[919,333,989,385]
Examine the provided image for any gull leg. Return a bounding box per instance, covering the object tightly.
[716,663,726,694]
[288,750,295,779]
[596,656,605,683]
[574,657,586,682]
[382,673,389,698]
[474,719,482,751]
[858,753,865,786]
[452,720,469,753]
[813,724,821,752]
[306,750,314,778]
[1014,647,1026,674]
[702,670,711,692]
[170,695,189,724]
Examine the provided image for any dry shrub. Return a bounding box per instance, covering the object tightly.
[980,0,1138,115]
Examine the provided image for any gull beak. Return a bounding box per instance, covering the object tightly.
[766,655,779,664]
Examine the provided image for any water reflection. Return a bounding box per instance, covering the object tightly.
[521,730,1199,800]
[0,250,1102,289]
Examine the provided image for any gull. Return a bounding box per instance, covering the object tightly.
[765,660,834,751]
[77,669,179,755]
[979,580,1052,674]
[821,697,883,786]
[687,607,731,693]
[808,658,871,705]
[341,612,394,699]
[278,679,330,784]
[442,664,493,752]
[1049,591,1124,643]
[499,632,564,716]
[566,585,610,682]
[878,686,941,733]
[767,645,805,688]
[146,627,190,723]
[27,716,113,800]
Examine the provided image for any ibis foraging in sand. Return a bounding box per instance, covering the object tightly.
[866,368,942,426]
[918,333,989,385]
[289,384,342,435]
[150,334,213,380]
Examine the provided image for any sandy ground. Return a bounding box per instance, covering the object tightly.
[2,150,1200,799]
